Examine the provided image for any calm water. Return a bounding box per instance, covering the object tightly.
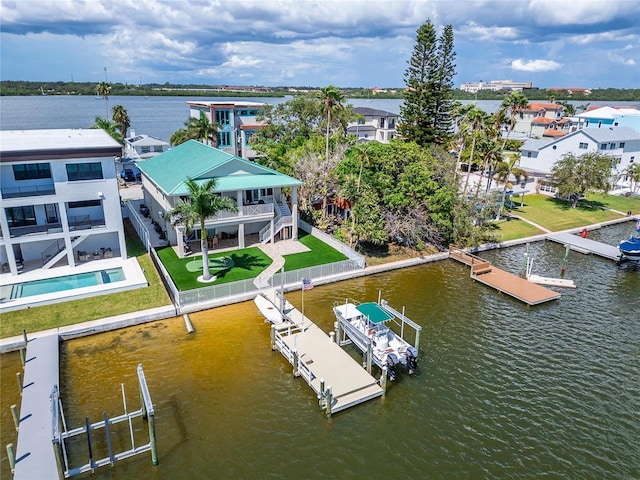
[2,222,639,479]
[2,96,630,144]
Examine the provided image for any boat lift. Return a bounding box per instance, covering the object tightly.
[50,364,158,478]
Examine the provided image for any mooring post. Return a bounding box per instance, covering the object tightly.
[520,245,529,278]
[560,244,570,278]
[318,378,325,408]
[292,349,299,377]
[10,405,19,432]
[16,372,22,395]
[325,386,332,418]
[334,321,340,343]
[148,412,158,466]
[19,348,25,366]
[381,366,388,397]
[22,329,28,346]
[270,324,276,351]
[6,443,15,473]
[329,332,335,344]
[414,329,421,356]
[366,342,372,374]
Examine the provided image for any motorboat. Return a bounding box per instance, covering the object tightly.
[333,296,421,381]
[619,219,640,260]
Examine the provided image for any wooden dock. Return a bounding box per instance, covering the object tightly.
[14,334,60,480]
[260,289,384,416]
[546,232,621,261]
[449,248,561,306]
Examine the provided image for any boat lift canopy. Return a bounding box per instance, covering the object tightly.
[356,302,394,324]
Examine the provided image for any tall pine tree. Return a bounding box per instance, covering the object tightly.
[399,20,456,147]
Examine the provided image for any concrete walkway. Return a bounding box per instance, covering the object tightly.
[253,240,310,288]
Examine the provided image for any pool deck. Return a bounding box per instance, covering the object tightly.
[13,334,60,480]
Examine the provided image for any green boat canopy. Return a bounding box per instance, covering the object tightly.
[356,302,394,324]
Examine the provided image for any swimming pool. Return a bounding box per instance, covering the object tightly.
[8,268,125,299]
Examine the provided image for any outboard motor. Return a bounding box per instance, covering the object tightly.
[386,353,398,381]
[406,346,418,375]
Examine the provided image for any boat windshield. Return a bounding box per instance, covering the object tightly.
[356,302,394,324]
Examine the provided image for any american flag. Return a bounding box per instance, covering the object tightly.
[302,278,314,290]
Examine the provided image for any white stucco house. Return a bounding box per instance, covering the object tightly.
[0,129,127,276]
[518,126,640,188]
[512,102,565,137]
[347,107,398,143]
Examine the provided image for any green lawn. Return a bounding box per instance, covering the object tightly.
[283,231,348,270]
[508,193,635,232]
[0,222,172,339]
[157,246,272,291]
[492,217,546,241]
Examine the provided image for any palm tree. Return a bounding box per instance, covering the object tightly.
[170,128,194,146]
[185,111,220,146]
[92,116,122,144]
[460,104,487,195]
[493,154,528,220]
[499,91,528,147]
[319,85,345,217]
[95,81,111,119]
[167,177,237,281]
[112,105,130,143]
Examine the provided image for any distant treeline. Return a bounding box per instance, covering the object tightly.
[1,80,638,102]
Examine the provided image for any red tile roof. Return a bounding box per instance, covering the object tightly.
[543,129,567,137]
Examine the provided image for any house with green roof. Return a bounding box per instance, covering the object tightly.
[137,140,303,255]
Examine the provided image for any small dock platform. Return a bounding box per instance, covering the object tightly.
[449,248,561,306]
[546,232,620,261]
[260,289,383,416]
[14,334,60,480]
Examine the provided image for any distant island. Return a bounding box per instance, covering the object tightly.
[1,80,639,102]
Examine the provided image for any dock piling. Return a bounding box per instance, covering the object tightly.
[561,244,570,278]
[22,329,28,346]
[10,404,19,432]
[325,387,332,418]
[292,350,299,377]
[19,348,25,366]
[183,314,195,333]
[381,367,388,396]
[329,332,335,344]
[270,325,276,350]
[366,343,372,374]
[6,443,16,473]
[16,372,23,394]
[318,379,325,408]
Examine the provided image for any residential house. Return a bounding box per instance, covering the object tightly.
[136,140,303,256]
[347,107,398,143]
[512,103,565,137]
[518,126,640,188]
[0,129,127,276]
[124,132,170,161]
[572,106,640,132]
[186,101,266,160]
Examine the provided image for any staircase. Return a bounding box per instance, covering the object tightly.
[259,201,292,244]
[41,235,88,269]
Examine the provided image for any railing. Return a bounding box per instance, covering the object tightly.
[259,214,292,242]
[41,239,65,266]
[150,247,179,305]
[1,184,56,199]
[208,203,273,222]
[178,278,259,307]
[125,203,152,252]
[298,219,366,268]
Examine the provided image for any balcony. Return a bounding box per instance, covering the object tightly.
[8,215,106,238]
[1,183,56,199]
[205,202,274,225]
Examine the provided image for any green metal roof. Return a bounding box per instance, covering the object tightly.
[137,140,302,196]
[356,303,394,324]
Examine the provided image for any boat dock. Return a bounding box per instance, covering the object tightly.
[259,289,384,417]
[13,333,60,480]
[449,248,561,306]
[546,232,621,261]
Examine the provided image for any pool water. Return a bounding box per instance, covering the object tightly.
[8,268,125,299]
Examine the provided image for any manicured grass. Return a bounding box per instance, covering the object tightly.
[0,222,172,339]
[157,246,272,291]
[584,192,640,214]
[283,231,347,270]
[509,194,631,231]
[492,217,546,241]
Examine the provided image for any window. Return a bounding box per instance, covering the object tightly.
[619,142,625,148]
[600,144,607,150]
[214,109,230,125]
[66,162,103,181]
[244,131,255,145]
[389,119,395,128]
[153,145,165,152]
[380,118,385,128]
[610,143,616,149]
[579,142,588,149]
[217,131,232,147]
[68,200,101,208]
[13,163,51,180]
[141,146,151,154]
[6,206,36,227]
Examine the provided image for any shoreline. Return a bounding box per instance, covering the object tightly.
[1,215,636,354]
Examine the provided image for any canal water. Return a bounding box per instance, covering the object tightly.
[1,222,639,479]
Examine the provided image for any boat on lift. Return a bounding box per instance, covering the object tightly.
[619,219,640,260]
[333,294,421,381]
[254,293,284,324]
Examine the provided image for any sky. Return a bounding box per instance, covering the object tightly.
[1,0,639,89]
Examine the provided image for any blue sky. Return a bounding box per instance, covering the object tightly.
[1,0,639,89]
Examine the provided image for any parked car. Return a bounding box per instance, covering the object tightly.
[121,168,135,182]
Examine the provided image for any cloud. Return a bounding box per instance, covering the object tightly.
[511,59,563,72]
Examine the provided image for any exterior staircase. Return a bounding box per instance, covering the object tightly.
[41,235,88,269]
[259,200,292,244]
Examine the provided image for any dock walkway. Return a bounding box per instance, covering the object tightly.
[546,232,620,261]
[14,334,60,480]
[449,248,561,306]
[261,289,383,415]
